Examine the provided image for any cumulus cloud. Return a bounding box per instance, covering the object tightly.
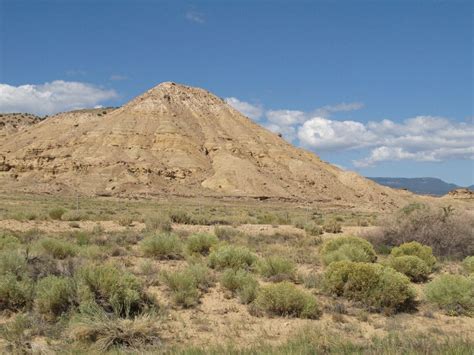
[225,97,263,120]
[0,80,118,116]
[185,10,205,24]
[266,110,306,126]
[298,115,473,166]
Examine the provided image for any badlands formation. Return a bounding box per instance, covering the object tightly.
[0,82,413,210]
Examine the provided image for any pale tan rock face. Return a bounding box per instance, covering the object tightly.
[0,82,412,209]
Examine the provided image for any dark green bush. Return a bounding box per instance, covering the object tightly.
[140,233,182,259]
[208,245,257,270]
[36,275,76,319]
[220,268,259,304]
[257,256,296,282]
[425,274,473,316]
[186,233,218,255]
[254,281,322,319]
[391,242,436,270]
[320,236,377,265]
[388,255,430,282]
[0,274,34,311]
[324,261,415,312]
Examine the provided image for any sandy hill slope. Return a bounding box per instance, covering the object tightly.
[0,82,413,209]
[0,113,42,142]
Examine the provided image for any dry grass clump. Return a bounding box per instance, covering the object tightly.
[323,219,342,233]
[220,268,259,304]
[324,261,415,312]
[145,214,172,233]
[424,274,474,316]
[208,245,257,270]
[320,236,377,265]
[254,281,322,319]
[69,305,161,352]
[214,226,240,241]
[364,204,474,259]
[257,256,296,282]
[185,233,218,256]
[140,233,182,259]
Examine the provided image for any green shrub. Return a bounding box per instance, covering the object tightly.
[320,236,377,266]
[304,222,323,236]
[0,251,27,277]
[257,256,296,282]
[462,256,474,274]
[49,207,67,220]
[77,264,149,317]
[144,214,172,232]
[323,219,342,233]
[324,261,415,312]
[425,274,474,316]
[186,233,218,255]
[214,226,240,241]
[391,242,436,270]
[0,274,34,311]
[254,282,321,319]
[161,264,212,308]
[208,245,257,270]
[0,233,20,251]
[36,275,76,318]
[169,210,193,224]
[140,233,182,259]
[61,210,87,221]
[388,255,430,282]
[40,238,77,259]
[220,269,259,304]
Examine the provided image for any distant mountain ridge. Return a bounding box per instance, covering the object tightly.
[368,177,472,196]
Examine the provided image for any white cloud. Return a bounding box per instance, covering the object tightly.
[0,80,118,116]
[185,10,205,24]
[298,116,377,150]
[225,97,263,120]
[297,115,473,166]
[266,109,306,126]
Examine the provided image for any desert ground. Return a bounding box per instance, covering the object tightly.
[0,192,472,354]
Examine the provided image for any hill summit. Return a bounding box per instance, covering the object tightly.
[0,82,410,209]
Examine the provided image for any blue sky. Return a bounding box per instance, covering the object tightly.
[0,0,472,185]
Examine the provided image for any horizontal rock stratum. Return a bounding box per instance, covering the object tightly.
[0,82,412,209]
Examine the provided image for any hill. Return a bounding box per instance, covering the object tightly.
[0,82,413,210]
[368,177,465,196]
